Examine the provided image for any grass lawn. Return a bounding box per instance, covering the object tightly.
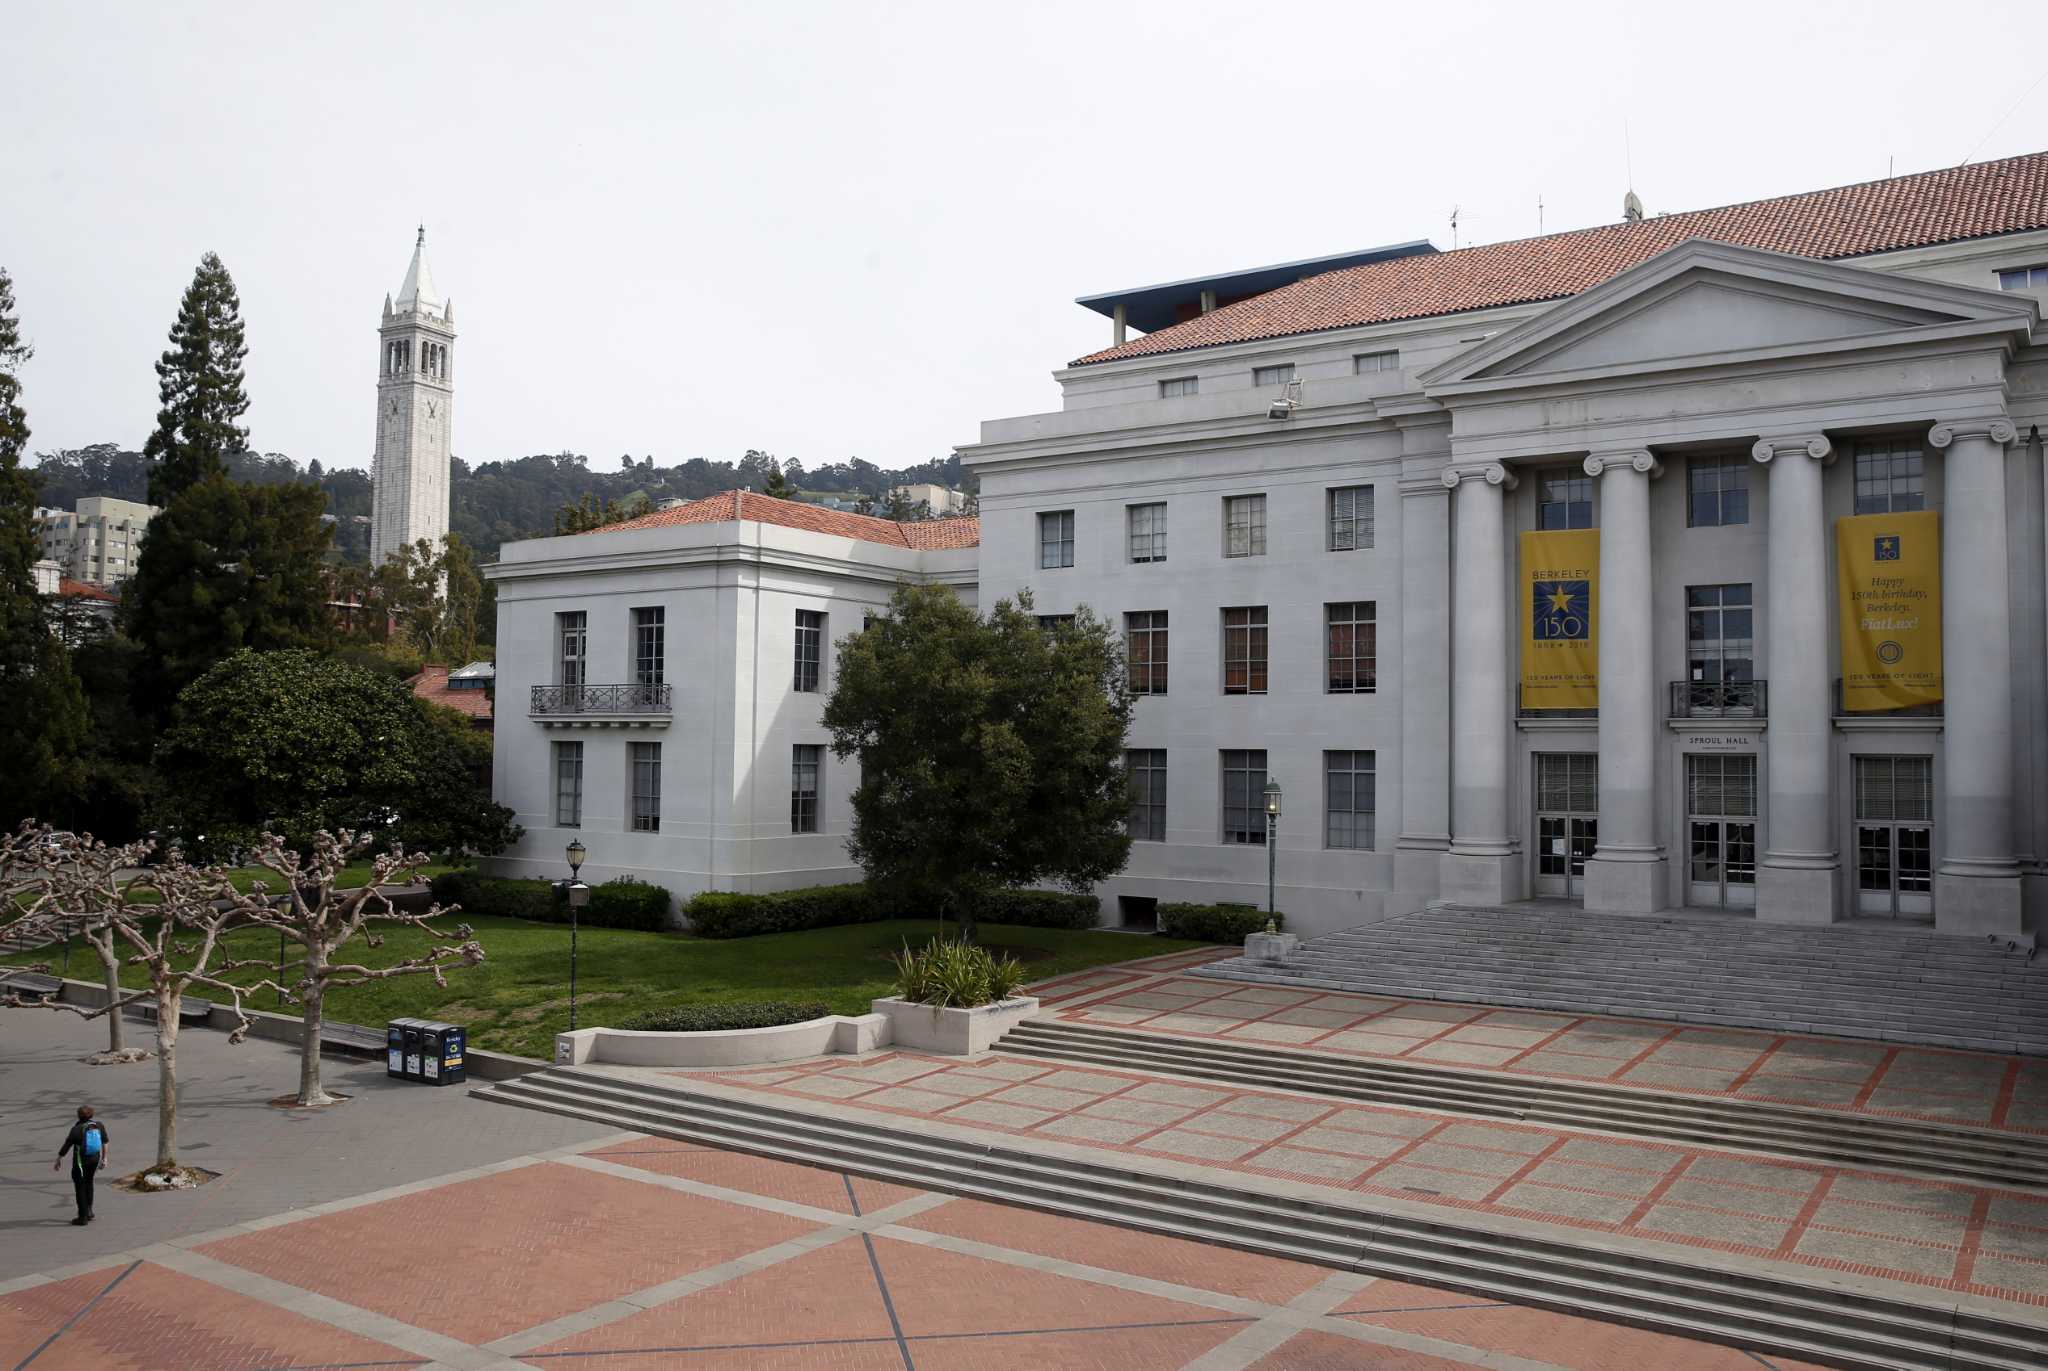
[5,916,1202,1059]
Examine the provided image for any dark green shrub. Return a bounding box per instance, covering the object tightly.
[610,1000,832,1032]
[582,876,671,930]
[685,883,884,938]
[960,888,1099,930]
[1158,902,1283,943]
[470,877,562,922]
[428,870,476,909]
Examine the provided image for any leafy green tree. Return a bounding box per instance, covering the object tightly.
[126,476,334,716]
[822,584,1134,941]
[142,253,249,506]
[761,464,794,499]
[0,267,88,826]
[155,648,519,859]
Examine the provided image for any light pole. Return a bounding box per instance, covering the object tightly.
[1263,778,1283,920]
[564,840,589,1031]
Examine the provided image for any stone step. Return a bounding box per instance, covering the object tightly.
[999,1021,2048,1190]
[474,1067,2048,1371]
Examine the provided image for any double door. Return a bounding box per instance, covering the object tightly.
[1854,756,1933,919]
[1685,754,1757,909]
[1534,753,1598,899]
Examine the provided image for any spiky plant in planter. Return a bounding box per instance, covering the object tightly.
[889,938,1028,1009]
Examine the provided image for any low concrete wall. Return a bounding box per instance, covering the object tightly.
[47,976,545,1081]
[873,996,1038,1055]
[555,1012,890,1068]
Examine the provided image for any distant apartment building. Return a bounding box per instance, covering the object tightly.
[888,482,969,515]
[35,496,158,588]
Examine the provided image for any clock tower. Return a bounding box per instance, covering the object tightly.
[370,227,455,565]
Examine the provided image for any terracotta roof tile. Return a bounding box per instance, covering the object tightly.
[57,578,117,601]
[588,490,980,550]
[409,665,494,721]
[1075,151,2048,365]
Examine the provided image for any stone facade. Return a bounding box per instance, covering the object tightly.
[369,230,455,566]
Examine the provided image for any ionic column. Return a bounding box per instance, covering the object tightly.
[1753,435,1839,923]
[1439,462,1521,905]
[1582,449,1668,912]
[1930,417,2024,934]
[1395,476,1452,899]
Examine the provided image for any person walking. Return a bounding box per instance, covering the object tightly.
[53,1105,109,1225]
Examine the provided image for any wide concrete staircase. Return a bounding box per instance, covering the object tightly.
[477,1066,2048,1370]
[1198,904,2048,1054]
[998,1020,2048,1190]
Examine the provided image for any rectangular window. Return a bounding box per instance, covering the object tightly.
[1126,611,1168,695]
[1037,614,1075,631]
[791,744,822,833]
[1223,494,1266,558]
[1326,602,1377,693]
[1853,439,1925,515]
[1997,264,2048,291]
[794,609,824,692]
[1328,485,1373,551]
[629,741,661,833]
[1127,749,1166,840]
[1687,456,1750,528]
[1325,750,1376,849]
[1038,510,1075,569]
[1686,584,1754,685]
[556,611,587,687]
[1222,607,1268,695]
[1221,750,1268,845]
[553,741,583,827]
[1158,376,1199,398]
[632,606,665,685]
[1537,467,1593,530]
[1252,364,1294,387]
[1127,503,1167,563]
[1354,350,1400,374]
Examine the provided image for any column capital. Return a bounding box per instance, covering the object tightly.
[1751,434,1832,465]
[1582,449,1661,479]
[1440,462,1518,491]
[1929,417,2018,449]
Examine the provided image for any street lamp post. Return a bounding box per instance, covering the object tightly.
[564,840,589,1031]
[1263,778,1283,919]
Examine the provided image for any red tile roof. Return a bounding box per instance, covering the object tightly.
[1074,151,2048,366]
[58,578,117,602]
[409,665,494,722]
[590,490,980,550]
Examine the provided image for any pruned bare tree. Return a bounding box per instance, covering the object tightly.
[2,826,133,1057]
[234,831,482,1107]
[1,825,257,1176]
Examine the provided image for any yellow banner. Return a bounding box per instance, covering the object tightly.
[1837,511,1941,712]
[1520,529,1599,710]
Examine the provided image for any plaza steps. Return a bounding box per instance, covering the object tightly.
[1196,904,2048,1055]
[474,1065,2048,1371]
[996,1020,2048,1191]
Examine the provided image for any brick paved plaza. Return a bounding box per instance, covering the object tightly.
[4,958,2043,1368]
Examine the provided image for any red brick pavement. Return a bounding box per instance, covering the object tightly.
[588,1134,923,1213]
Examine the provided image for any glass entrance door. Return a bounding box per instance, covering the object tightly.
[1854,756,1934,919]
[1534,753,1598,898]
[1685,754,1757,909]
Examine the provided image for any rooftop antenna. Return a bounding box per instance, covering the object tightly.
[1538,194,1544,234]
[1449,205,1460,249]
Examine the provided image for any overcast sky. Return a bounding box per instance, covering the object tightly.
[4,0,2041,477]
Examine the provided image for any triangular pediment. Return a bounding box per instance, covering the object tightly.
[1422,239,2036,391]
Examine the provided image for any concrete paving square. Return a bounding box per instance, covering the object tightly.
[940,1098,1057,1130]
[1637,1203,1793,1249]
[1141,1128,1264,1162]
[1037,1112,1151,1144]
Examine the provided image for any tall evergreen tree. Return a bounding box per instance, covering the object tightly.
[0,268,89,825]
[143,252,248,506]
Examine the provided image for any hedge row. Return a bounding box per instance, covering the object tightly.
[609,1000,831,1032]
[428,872,672,931]
[1157,902,1283,943]
[684,883,1100,939]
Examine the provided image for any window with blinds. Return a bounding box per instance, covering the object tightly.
[1127,503,1167,563]
[1325,750,1376,849]
[1127,749,1166,840]
[1222,607,1267,694]
[1221,750,1268,844]
[1685,754,1757,817]
[1126,611,1168,695]
[1535,753,1598,813]
[1855,756,1933,823]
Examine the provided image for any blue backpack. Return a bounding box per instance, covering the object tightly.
[81,1124,102,1160]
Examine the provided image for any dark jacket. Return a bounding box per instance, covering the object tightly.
[58,1120,108,1172]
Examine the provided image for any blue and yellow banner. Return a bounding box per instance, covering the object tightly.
[1837,511,1941,712]
[1520,529,1599,710]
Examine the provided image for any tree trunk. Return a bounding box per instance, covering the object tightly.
[102,958,124,1053]
[154,988,179,1170]
[297,957,332,1107]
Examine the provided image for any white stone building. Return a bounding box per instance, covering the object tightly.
[489,152,2048,938]
[369,229,455,565]
[35,495,157,588]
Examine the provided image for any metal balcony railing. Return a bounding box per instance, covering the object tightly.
[529,683,673,716]
[1668,680,1767,719]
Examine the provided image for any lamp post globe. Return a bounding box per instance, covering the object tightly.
[565,839,586,877]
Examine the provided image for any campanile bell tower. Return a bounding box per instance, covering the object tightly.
[370,227,455,565]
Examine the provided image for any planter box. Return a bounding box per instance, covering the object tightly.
[871,995,1038,1056]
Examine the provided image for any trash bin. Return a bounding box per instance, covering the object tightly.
[401,1020,427,1080]
[385,1019,410,1078]
[421,1022,467,1085]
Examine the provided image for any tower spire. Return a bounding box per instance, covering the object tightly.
[395,226,442,317]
